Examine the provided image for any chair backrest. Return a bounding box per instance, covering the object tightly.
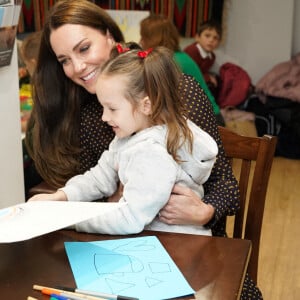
[218,126,277,284]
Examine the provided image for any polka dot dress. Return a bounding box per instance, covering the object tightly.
[80,98,114,172]
[178,74,240,237]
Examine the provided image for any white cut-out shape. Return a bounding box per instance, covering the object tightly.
[94,253,143,275]
[148,262,171,273]
[113,239,156,252]
[105,277,135,294]
[145,276,164,288]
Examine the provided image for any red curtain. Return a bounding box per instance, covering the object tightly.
[18,0,224,37]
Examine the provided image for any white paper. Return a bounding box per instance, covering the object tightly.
[0,201,124,243]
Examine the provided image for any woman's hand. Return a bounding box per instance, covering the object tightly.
[159,184,215,226]
[108,183,123,202]
[28,190,67,202]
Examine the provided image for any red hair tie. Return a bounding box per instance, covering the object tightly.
[116,43,130,53]
[137,48,153,58]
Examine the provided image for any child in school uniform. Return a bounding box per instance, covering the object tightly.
[184,20,222,98]
[29,44,218,236]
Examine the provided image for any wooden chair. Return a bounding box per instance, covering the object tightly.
[218,126,277,284]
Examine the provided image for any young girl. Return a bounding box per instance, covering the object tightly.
[29,44,218,236]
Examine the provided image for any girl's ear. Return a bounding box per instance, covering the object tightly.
[140,96,152,115]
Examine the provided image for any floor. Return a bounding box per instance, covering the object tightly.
[258,156,300,300]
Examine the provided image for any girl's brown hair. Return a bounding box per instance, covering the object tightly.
[100,44,193,161]
[27,0,124,187]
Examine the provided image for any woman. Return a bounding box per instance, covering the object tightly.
[27,0,236,237]
[25,1,262,298]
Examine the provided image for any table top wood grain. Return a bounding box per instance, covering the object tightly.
[0,229,251,300]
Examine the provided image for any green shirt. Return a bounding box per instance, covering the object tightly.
[173,51,220,114]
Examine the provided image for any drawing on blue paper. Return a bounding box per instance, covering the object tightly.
[65,236,194,300]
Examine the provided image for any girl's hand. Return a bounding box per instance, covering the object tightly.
[159,184,215,226]
[28,190,67,202]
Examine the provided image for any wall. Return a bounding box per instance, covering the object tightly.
[292,0,300,55]
[0,43,25,208]
[213,0,294,84]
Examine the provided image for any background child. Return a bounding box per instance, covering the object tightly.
[140,14,224,125]
[18,31,42,84]
[18,31,43,199]
[29,44,218,236]
[184,20,222,98]
[19,31,42,131]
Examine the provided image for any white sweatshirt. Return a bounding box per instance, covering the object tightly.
[60,120,218,235]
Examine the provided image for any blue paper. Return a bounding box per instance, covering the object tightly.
[65,236,195,300]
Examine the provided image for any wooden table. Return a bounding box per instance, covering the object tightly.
[0,230,251,300]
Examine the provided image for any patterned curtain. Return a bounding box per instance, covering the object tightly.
[18,0,225,37]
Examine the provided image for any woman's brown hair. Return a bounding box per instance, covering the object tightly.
[26,0,124,187]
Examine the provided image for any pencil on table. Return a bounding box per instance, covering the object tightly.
[33,284,106,300]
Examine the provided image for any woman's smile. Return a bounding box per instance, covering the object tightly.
[81,69,97,81]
